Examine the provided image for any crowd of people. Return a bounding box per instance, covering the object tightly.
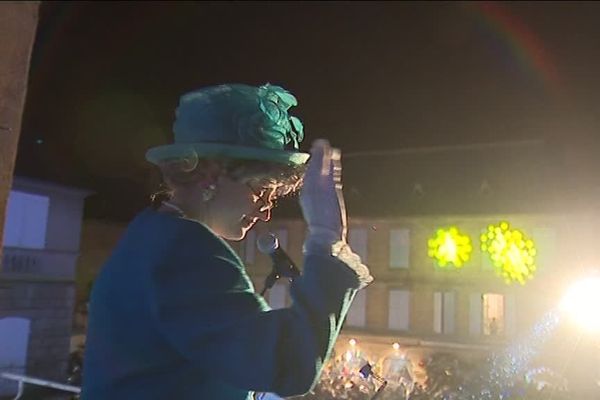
[288,349,572,400]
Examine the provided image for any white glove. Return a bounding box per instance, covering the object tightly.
[299,140,373,288]
[300,139,348,254]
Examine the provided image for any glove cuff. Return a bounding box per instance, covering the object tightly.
[304,227,341,254]
[303,235,374,290]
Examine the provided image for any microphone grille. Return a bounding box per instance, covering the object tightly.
[257,233,279,254]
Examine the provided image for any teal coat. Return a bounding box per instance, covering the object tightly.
[81,209,359,399]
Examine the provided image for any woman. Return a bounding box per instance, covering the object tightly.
[81,83,372,400]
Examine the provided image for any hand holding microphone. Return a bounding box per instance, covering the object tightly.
[257,233,300,279]
[257,232,300,295]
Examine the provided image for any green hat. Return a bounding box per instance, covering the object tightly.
[145,83,309,166]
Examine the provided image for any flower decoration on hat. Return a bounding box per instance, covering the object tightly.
[146,83,310,166]
[257,84,304,150]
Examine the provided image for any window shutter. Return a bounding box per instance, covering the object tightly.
[505,293,517,336]
[390,229,410,268]
[389,290,410,331]
[346,289,367,327]
[443,292,456,334]
[349,228,368,262]
[433,292,442,334]
[469,293,482,336]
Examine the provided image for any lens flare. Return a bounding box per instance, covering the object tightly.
[560,277,600,332]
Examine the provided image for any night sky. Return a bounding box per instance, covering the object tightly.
[15,1,600,220]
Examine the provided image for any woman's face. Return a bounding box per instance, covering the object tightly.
[206,174,276,241]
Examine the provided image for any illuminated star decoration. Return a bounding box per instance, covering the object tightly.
[480,222,537,285]
[428,226,473,268]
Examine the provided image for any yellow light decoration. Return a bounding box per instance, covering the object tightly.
[428,226,473,268]
[480,221,537,285]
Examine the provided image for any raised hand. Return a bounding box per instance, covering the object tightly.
[300,139,347,247]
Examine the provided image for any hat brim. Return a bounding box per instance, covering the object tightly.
[145,143,310,166]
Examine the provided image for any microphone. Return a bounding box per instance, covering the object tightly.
[257,233,301,296]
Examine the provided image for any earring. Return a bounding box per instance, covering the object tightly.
[202,184,217,202]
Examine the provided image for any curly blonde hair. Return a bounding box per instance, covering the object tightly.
[150,157,306,207]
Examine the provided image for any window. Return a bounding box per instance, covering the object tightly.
[483,293,505,336]
[349,227,368,262]
[389,228,410,269]
[388,289,410,331]
[433,291,455,334]
[346,289,367,328]
[268,283,287,310]
[470,293,507,336]
[243,230,256,264]
[3,191,49,249]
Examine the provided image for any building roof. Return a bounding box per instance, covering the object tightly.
[341,140,577,217]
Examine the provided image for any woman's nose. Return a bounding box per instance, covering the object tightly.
[255,205,272,222]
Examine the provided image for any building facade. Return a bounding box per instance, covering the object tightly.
[0,177,89,395]
[234,209,599,386]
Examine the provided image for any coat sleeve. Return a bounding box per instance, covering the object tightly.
[149,248,360,397]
